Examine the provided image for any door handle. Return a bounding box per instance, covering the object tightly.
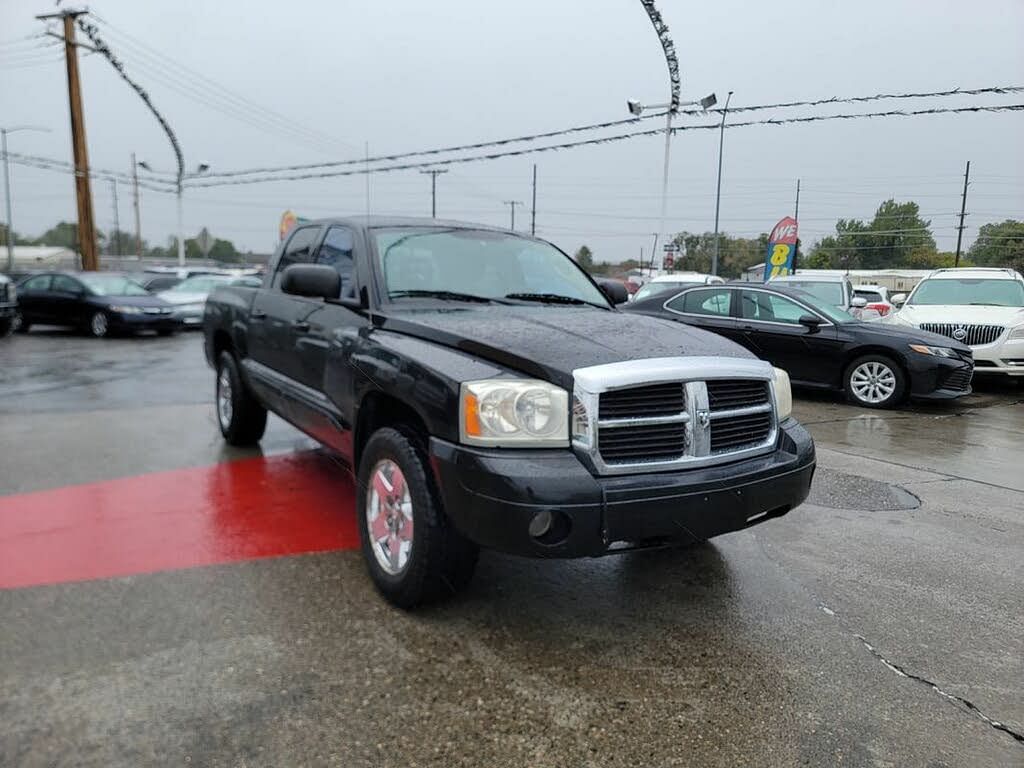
[293,321,311,333]
[251,310,267,319]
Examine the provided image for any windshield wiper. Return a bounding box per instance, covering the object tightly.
[388,289,504,304]
[505,292,607,309]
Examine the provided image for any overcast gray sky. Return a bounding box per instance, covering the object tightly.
[2,0,1022,263]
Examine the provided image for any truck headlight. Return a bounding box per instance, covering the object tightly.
[772,367,792,421]
[460,380,569,447]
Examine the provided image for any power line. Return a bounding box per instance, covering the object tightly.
[4,151,177,193]
[178,85,1024,180]
[89,13,359,157]
[182,103,1024,189]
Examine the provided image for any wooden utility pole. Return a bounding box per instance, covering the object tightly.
[419,169,447,218]
[131,152,142,258]
[109,179,121,256]
[955,161,970,267]
[503,200,523,231]
[39,9,98,270]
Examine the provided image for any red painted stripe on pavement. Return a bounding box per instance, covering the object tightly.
[0,451,359,589]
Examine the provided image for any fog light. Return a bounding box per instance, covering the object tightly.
[528,510,553,538]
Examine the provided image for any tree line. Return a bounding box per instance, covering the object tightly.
[0,221,247,263]
[575,201,1023,278]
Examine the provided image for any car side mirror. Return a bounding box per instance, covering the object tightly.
[851,297,868,308]
[890,293,907,307]
[798,314,823,333]
[280,264,340,300]
[596,278,629,305]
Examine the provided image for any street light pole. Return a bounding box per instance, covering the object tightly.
[1,125,50,273]
[627,94,715,274]
[140,160,209,267]
[711,90,733,277]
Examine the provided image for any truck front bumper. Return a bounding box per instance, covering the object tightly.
[429,419,815,558]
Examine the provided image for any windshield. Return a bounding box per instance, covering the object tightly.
[79,275,150,296]
[633,281,699,302]
[854,289,883,302]
[909,278,1024,307]
[775,280,844,306]
[372,227,609,307]
[167,275,234,293]
[790,291,857,323]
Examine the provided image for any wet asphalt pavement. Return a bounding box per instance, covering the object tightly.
[1,330,1023,767]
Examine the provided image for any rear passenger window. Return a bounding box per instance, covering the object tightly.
[272,227,320,289]
[667,288,732,316]
[315,226,355,298]
[21,275,52,291]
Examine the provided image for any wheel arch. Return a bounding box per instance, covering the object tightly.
[354,391,432,471]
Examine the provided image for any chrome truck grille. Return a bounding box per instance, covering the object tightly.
[572,357,779,476]
[918,323,1004,347]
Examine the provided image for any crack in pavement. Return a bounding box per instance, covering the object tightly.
[852,631,1024,745]
[749,533,1024,748]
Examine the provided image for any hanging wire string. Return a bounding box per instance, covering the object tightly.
[74,17,184,184]
[639,0,681,112]
[8,104,1023,192]
[3,151,177,193]
[190,85,1024,180]
[181,103,1024,189]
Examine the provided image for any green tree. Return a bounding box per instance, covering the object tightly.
[32,221,82,249]
[0,223,33,247]
[574,245,594,269]
[668,231,769,279]
[807,199,936,269]
[968,220,1024,273]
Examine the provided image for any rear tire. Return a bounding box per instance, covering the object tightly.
[357,427,479,608]
[0,317,13,337]
[844,354,906,409]
[13,313,29,333]
[215,351,267,445]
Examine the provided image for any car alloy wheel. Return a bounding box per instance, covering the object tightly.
[365,458,414,575]
[90,311,108,337]
[216,367,233,431]
[850,360,896,405]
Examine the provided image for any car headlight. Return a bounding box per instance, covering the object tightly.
[909,344,956,358]
[772,367,792,421]
[1009,325,1024,340]
[460,380,569,447]
[109,305,143,314]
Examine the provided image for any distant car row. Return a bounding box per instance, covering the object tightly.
[3,270,262,338]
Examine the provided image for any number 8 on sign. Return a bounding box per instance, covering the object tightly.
[770,244,791,277]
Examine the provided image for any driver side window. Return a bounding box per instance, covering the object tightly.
[272,226,320,289]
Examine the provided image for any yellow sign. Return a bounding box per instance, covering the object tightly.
[279,210,298,241]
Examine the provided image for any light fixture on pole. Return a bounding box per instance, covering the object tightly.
[1,125,51,273]
[138,160,211,267]
[626,93,716,272]
[711,90,733,277]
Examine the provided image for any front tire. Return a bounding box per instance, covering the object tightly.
[844,354,906,409]
[88,310,109,338]
[215,351,267,445]
[357,427,478,608]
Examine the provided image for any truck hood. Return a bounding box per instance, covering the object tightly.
[886,304,1024,328]
[378,305,754,390]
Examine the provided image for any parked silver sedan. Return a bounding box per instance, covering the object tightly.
[157,274,261,326]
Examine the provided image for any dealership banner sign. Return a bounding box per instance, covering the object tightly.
[763,216,798,281]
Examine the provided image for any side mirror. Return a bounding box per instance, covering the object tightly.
[851,297,868,308]
[891,293,907,307]
[798,314,823,333]
[280,264,340,299]
[596,278,629,305]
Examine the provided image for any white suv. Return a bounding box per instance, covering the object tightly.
[885,268,1024,376]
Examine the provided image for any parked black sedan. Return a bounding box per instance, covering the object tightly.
[624,282,974,408]
[15,272,180,337]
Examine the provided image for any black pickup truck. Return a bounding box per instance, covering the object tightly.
[204,217,815,607]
